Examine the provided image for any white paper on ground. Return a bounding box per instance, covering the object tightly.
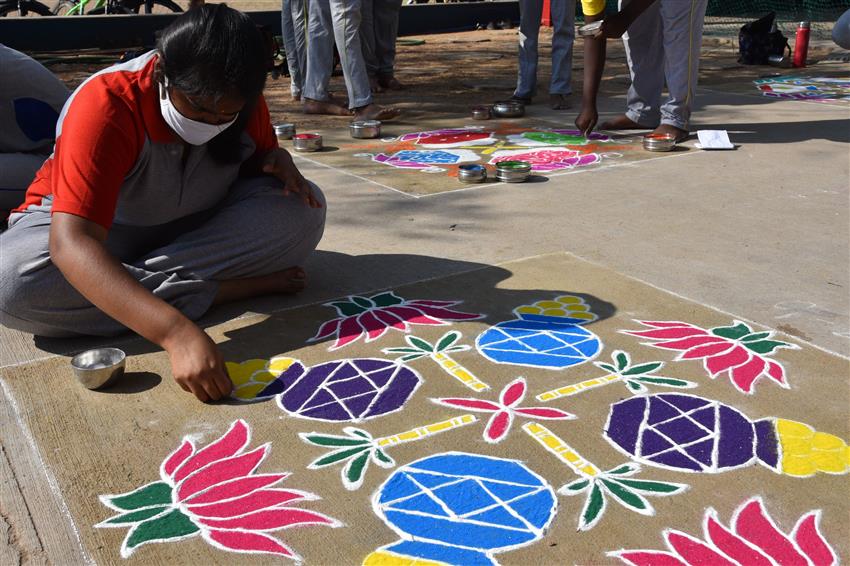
[696,130,735,150]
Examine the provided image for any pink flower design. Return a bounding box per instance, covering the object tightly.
[310,292,483,350]
[621,320,799,394]
[97,420,340,559]
[433,377,575,443]
[611,497,838,566]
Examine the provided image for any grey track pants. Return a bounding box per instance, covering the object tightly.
[360,0,402,78]
[0,178,326,338]
[515,0,577,99]
[282,0,309,98]
[620,0,708,129]
[303,0,372,109]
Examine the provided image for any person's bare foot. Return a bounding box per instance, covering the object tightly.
[353,103,401,121]
[303,97,352,116]
[549,93,571,110]
[600,114,655,130]
[291,93,302,102]
[274,266,307,294]
[213,266,306,305]
[378,75,406,90]
[369,76,385,94]
[652,123,689,142]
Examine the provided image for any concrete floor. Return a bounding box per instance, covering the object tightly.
[1,42,849,564]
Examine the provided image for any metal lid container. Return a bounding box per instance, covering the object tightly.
[293,133,323,152]
[492,100,525,118]
[274,123,296,140]
[495,160,531,183]
[471,105,492,120]
[349,120,382,139]
[457,164,487,183]
[579,20,603,36]
[642,132,677,152]
[71,347,126,390]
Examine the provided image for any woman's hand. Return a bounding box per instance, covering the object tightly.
[163,319,232,402]
[262,148,322,208]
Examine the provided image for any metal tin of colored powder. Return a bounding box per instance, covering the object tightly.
[293,133,322,152]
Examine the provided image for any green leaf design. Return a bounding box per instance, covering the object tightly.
[744,340,790,354]
[382,347,423,355]
[740,331,772,343]
[601,479,649,512]
[626,380,646,393]
[561,478,590,493]
[605,463,638,476]
[405,335,434,352]
[435,331,461,352]
[102,506,170,525]
[344,451,371,487]
[351,296,375,310]
[328,300,365,317]
[579,483,605,530]
[595,362,617,374]
[107,482,172,511]
[372,448,395,467]
[615,478,687,494]
[445,345,469,353]
[711,322,751,340]
[301,434,371,448]
[349,428,371,439]
[622,362,664,376]
[633,376,696,388]
[614,351,630,371]
[124,509,198,552]
[309,446,370,468]
[400,354,426,362]
[371,292,404,307]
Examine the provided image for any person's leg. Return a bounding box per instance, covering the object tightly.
[327,0,372,110]
[0,179,326,338]
[0,153,46,210]
[656,0,708,135]
[548,0,576,108]
[303,0,351,114]
[291,0,309,95]
[514,0,543,102]
[359,0,382,92]
[374,0,403,89]
[281,0,303,99]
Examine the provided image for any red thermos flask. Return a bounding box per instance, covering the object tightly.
[793,21,811,68]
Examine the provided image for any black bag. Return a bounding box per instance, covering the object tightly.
[738,12,791,65]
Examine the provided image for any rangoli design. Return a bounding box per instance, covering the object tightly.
[383,330,490,391]
[300,415,478,490]
[363,452,557,566]
[489,147,601,172]
[537,350,696,401]
[621,320,798,394]
[605,393,849,477]
[507,129,611,147]
[754,76,850,102]
[433,377,574,443]
[611,496,838,566]
[476,295,601,370]
[524,423,688,531]
[311,292,483,351]
[96,420,340,559]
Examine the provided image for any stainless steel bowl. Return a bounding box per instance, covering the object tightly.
[350,120,382,139]
[471,106,492,120]
[642,133,678,152]
[293,133,323,152]
[458,164,487,183]
[492,100,525,118]
[274,123,296,140]
[579,20,603,36]
[495,160,532,183]
[71,348,126,390]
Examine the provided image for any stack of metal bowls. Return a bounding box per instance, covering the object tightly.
[457,164,487,183]
[642,132,678,152]
[471,105,492,120]
[349,120,382,139]
[492,100,525,118]
[293,133,323,152]
[495,160,532,183]
[71,347,126,390]
[274,123,296,141]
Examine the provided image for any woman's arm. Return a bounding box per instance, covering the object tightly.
[49,212,232,401]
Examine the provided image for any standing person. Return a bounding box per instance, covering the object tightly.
[0,5,325,403]
[302,0,400,120]
[594,0,709,141]
[0,44,69,215]
[281,0,309,101]
[512,0,579,110]
[360,0,405,93]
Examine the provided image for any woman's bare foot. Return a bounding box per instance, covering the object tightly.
[600,114,655,130]
[549,94,571,110]
[213,267,307,305]
[303,97,352,116]
[378,75,406,90]
[353,103,401,121]
[652,123,689,142]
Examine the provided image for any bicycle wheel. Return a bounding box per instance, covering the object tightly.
[0,0,53,16]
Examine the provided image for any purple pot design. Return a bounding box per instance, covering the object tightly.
[275,358,421,422]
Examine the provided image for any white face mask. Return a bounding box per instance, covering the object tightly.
[158,80,238,146]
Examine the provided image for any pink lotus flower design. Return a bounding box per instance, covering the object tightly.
[611,497,838,566]
[311,291,484,350]
[622,320,799,394]
[97,420,340,559]
[433,377,575,443]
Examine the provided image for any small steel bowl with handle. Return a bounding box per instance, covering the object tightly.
[471,105,492,120]
[492,100,525,118]
[71,348,126,390]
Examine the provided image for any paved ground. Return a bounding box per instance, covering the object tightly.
[2,27,848,566]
